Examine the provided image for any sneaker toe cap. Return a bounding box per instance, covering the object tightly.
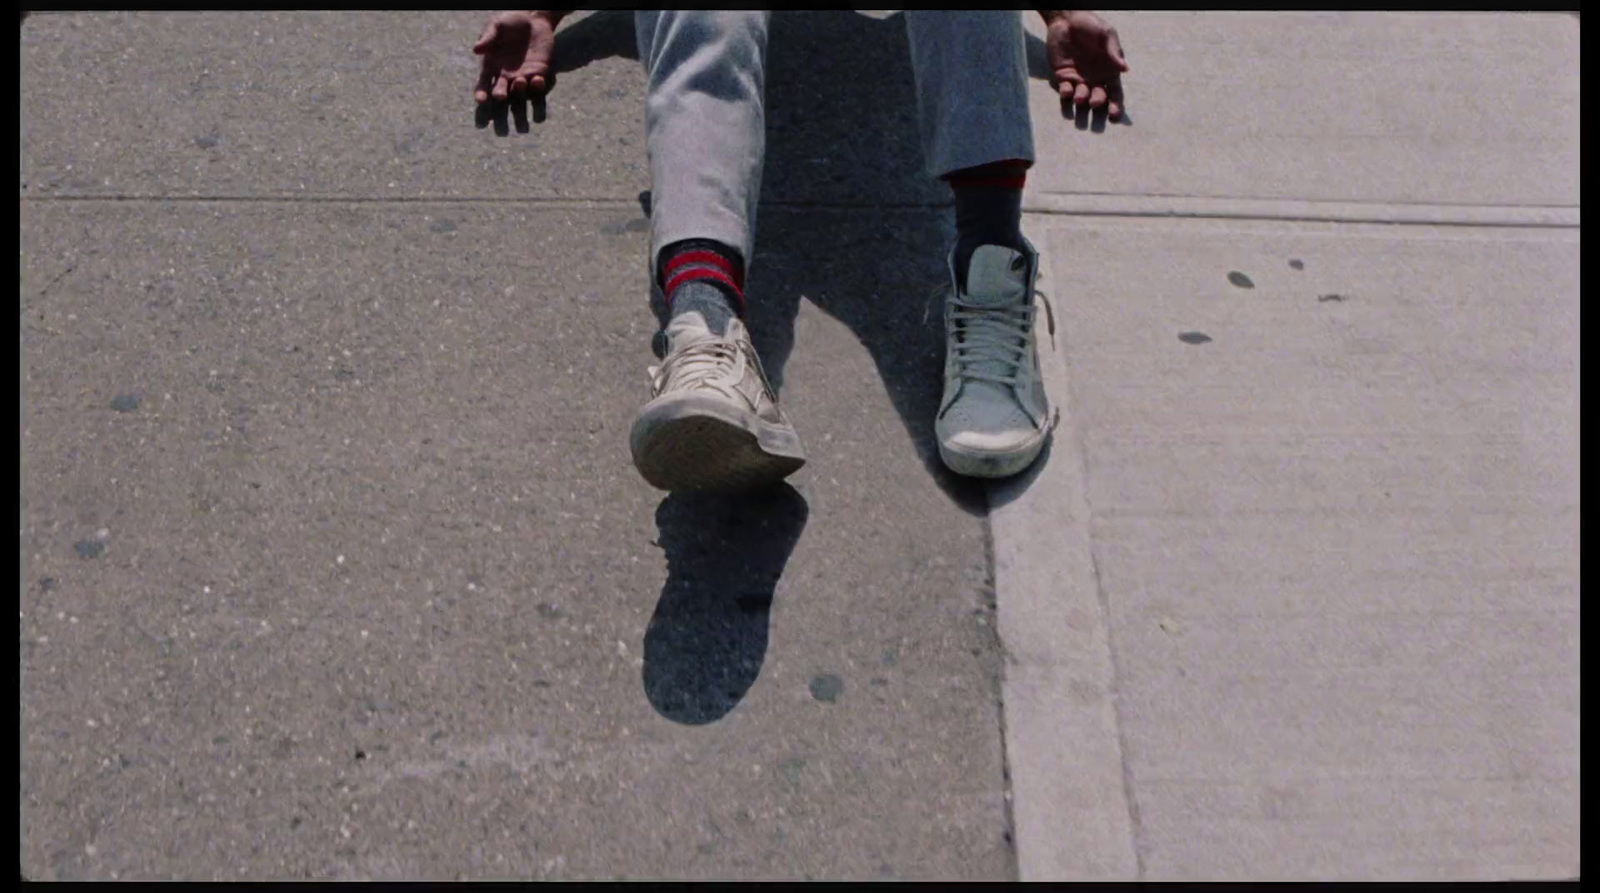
[937,396,1039,455]
[940,426,1038,455]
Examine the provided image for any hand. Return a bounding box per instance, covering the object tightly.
[1042,10,1128,121]
[473,11,558,104]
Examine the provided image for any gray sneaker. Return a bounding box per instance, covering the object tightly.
[935,241,1054,479]
[629,311,806,492]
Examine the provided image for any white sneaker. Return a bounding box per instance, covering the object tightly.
[629,312,806,492]
[935,241,1054,479]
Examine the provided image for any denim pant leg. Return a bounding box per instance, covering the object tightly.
[903,11,1035,179]
[636,11,771,280]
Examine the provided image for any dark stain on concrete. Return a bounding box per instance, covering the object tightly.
[808,673,844,703]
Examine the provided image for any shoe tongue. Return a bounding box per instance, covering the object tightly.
[959,246,1029,387]
[964,244,1028,307]
[665,310,721,351]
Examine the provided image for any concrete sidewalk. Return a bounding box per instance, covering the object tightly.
[21,11,1579,881]
[998,11,1579,881]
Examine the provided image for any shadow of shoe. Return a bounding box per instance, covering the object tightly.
[642,483,809,724]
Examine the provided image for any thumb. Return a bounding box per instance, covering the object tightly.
[472,21,498,54]
[1106,31,1129,72]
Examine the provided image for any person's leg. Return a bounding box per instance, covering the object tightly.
[903,10,1035,291]
[636,10,769,336]
[629,11,804,493]
[905,12,1051,479]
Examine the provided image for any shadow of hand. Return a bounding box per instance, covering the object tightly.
[642,484,809,724]
[475,94,543,135]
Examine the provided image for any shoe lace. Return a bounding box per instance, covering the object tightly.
[948,298,1037,386]
[648,338,740,397]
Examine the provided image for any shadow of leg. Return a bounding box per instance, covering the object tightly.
[551,8,642,72]
[642,483,809,724]
[742,13,989,515]
[753,210,989,517]
[741,259,804,397]
[1025,31,1051,80]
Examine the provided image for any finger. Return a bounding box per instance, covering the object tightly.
[473,62,499,99]
[509,76,528,98]
[527,74,547,96]
[1108,81,1125,121]
[472,21,498,54]
[1107,30,1129,72]
[1107,99,1123,121]
[1088,84,1108,108]
[1073,80,1090,105]
[474,66,495,103]
[490,74,509,102]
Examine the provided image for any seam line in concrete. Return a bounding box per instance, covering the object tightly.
[1032,189,1576,209]
[1089,533,1146,881]
[17,194,955,211]
[23,192,1579,228]
[1055,240,1145,879]
[1024,192,1579,228]
[983,523,1023,882]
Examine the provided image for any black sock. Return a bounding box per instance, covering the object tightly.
[658,239,745,337]
[945,160,1028,291]
[670,280,737,337]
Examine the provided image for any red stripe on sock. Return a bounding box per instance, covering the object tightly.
[945,159,1030,191]
[663,267,744,311]
[663,250,742,290]
[946,175,1026,190]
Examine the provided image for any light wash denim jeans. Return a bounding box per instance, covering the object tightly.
[634,11,1034,278]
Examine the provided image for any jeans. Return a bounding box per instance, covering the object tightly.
[634,11,1035,278]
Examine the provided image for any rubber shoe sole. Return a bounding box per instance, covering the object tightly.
[936,427,1048,479]
[630,391,806,493]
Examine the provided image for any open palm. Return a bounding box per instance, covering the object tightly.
[1044,10,1128,120]
[473,10,557,103]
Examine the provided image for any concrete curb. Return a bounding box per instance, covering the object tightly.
[987,218,1140,881]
